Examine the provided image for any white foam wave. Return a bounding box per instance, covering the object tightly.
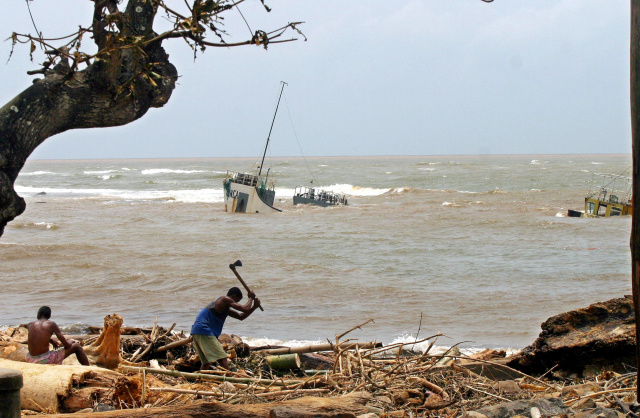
[34,222,55,229]
[348,186,391,196]
[555,212,567,217]
[19,171,56,176]
[530,160,541,165]
[283,184,388,197]
[84,170,115,175]
[243,337,324,348]
[590,162,603,165]
[387,335,519,356]
[418,167,436,171]
[141,169,206,175]
[15,185,225,203]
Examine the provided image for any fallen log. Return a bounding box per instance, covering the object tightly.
[0,358,139,413]
[258,341,381,355]
[0,342,29,362]
[88,326,151,335]
[120,365,305,386]
[45,391,372,417]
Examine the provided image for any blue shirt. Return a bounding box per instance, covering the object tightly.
[190,299,229,337]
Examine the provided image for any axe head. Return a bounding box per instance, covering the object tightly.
[229,260,242,269]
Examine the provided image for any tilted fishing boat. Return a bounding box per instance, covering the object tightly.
[222,83,287,213]
[293,185,347,207]
[568,172,632,218]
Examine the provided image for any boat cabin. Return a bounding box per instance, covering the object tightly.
[584,173,632,218]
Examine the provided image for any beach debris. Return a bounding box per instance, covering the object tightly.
[507,295,635,377]
[2,297,639,416]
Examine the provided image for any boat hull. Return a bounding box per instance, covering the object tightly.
[223,177,281,214]
[567,209,583,218]
[293,196,336,207]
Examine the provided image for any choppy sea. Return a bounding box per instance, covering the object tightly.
[0,154,632,353]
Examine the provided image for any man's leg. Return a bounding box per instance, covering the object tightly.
[217,357,230,370]
[64,342,90,366]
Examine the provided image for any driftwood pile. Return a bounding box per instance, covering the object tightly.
[1,315,639,417]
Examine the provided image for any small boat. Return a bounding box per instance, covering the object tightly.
[293,186,348,207]
[568,172,632,218]
[222,83,287,213]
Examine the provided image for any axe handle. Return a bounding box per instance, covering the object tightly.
[230,267,264,311]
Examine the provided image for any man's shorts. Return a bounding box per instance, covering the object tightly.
[25,348,65,365]
[192,334,228,364]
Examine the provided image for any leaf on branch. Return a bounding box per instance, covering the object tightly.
[259,0,272,12]
[251,30,269,50]
[30,41,36,61]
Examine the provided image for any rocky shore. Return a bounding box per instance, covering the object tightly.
[0,295,637,417]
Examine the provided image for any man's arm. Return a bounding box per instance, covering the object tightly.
[50,322,72,349]
[228,297,261,321]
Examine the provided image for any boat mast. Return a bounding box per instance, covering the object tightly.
[258,81,287,176]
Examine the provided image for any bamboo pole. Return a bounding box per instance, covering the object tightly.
[259,341,381,355]
[154,336,192,353]
[266,354,301,370]
[148,387,329,398]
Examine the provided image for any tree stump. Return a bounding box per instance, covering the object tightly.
[83,313,126,369]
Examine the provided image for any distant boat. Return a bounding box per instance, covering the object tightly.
[568,172,632,218]
[222,82,287,213]
[293,186,347,207]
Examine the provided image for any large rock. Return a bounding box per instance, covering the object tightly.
[474,397,567,418]
[507,295,635,376]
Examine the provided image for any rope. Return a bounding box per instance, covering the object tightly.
[282,92,316,185]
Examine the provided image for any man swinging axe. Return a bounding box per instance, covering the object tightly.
[190,260,262,370]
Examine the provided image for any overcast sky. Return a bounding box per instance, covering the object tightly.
[0,1,631,159]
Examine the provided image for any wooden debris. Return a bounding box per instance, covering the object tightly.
[2,316,637,417]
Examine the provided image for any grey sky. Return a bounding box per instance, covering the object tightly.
[0,1,631,159]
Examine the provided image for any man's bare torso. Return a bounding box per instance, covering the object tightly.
[27,319,56,356]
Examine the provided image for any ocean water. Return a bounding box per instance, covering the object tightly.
[0,154,633,352]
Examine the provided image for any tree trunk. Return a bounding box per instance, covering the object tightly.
[631,0,640,402]
[0,0,177,236]
[46,392,372,418]
[0,358,138,413]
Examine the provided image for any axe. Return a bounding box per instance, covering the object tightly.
[229,260,264,311]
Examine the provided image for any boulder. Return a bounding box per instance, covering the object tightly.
[507,295,635,376]
[474,397,567,418]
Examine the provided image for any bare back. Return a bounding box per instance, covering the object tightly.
[27,319,57,356]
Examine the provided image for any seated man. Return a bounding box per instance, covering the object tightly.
[26,306,89,365]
